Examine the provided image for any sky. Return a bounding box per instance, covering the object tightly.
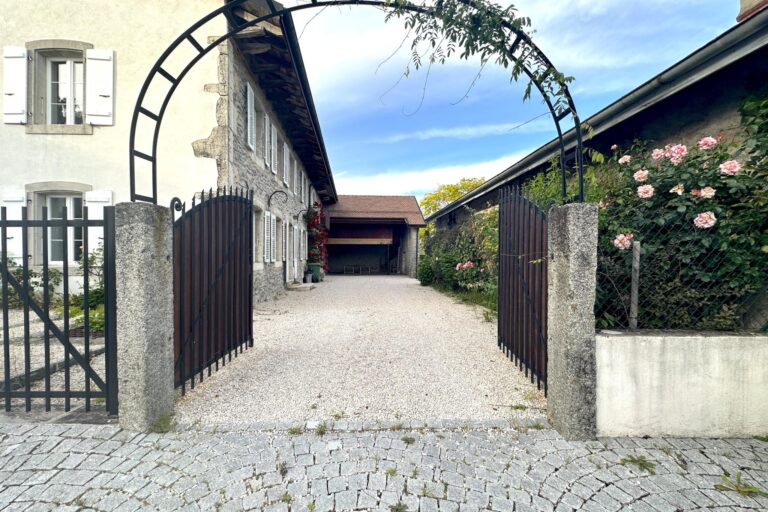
[286,0,741,198]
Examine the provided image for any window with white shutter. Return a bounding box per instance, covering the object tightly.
[3,47,27,124]
[246,83,255,150]
[84,49,114,126]
[270,214,277,262]
[264,114,271,168]
[283,142,290,186]
[263,211,270,262]
[271,124,278,173]
[282,221,287,262]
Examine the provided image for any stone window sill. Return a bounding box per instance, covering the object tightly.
[26,124,94,135]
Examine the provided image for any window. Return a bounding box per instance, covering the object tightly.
[47,55,84,125]
[3,42,114,131]
[47,194,83,264]
[246,83,255,150]
[292,159,298,195]
[264,114,277,173]
[283,142,290,187]
[263,211,277,263]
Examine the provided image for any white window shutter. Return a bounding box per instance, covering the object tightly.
[263,115,270,166]
[271,125,278,173]
[270,214,277,262]
[246,84,255,150]
[282,222,287,262]
[3,47,27,124]
[85,49,115,126]
[1,189,25,262]
[263,212,270,261]
[283,143,290,186]
[84,190,113,252]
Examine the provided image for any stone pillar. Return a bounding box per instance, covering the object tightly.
[546,203,598,440]
[115,202,175,431]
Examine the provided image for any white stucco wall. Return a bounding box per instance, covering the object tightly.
[0,0,223,210]
[596,331,768,437]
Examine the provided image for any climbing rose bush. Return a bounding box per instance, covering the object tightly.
[597,130,768,329]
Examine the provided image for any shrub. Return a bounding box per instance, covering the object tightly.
[0,256,62,309]
[417,259,435,285]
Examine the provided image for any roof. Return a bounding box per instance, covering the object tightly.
[228,0,337,203]
[327,195,426,226]
[426,7,768,222]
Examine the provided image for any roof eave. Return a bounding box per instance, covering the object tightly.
[425,8,768,223]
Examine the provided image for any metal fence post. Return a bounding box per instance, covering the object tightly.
[629,241,641,331]
[103,206,119,415]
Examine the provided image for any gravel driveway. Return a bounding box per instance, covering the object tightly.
[175,275,546,426]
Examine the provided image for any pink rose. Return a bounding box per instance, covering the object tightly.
[651,148,665,161]
[455,263,462,271]
[691,189,701,197]
[462,261,474,269]
[698,136,717,149]
[719,160,741,176]
[665,144,688,165]
[612,233,633,251]
[611,144,619,152]
[700,186,716,199]
[618,155,632,165]
[633,169,649,182]
[637,184,655,199]
[693,211,717,229]
[480,268,486,273]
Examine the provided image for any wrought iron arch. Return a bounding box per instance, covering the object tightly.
[129,0,585,204]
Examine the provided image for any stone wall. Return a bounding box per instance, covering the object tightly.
[401,227,420,278]
[195,41,315,303]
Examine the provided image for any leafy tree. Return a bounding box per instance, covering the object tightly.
[419,177,485,217]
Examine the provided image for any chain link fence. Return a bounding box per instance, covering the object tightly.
[596,219,768,331]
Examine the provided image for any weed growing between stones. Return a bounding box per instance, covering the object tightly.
[619,455,656,475]
[715,472,768,497]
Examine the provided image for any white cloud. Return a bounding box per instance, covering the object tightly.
[369,117,552,143]
[334,151,529,196]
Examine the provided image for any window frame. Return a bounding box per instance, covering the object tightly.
[46,193,84,266]
[25,40,94,135]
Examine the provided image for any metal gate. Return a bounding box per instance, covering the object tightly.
[498,186,549,392]
[172,188,254,393]
[0,205,118,413]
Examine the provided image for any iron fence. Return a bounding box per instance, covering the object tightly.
[498,186,548,392]
[172,188,254,393]
[0,206,118,413]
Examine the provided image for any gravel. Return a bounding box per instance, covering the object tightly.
[175,275,546,426]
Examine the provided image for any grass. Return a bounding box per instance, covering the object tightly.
[401,435,415,445]
[385,467,397,477]
[389,503,409,512]
[411,467,419,478]
[391,423,404,431]
[332,411,345,420]
[619,455,656,475]
[310,403,318,410]
[510,404,527,411]
[430,283,497,317]
[530,421,544,430]
[278,461,288,478]
[150,414,174,434]
[522,389,539,401]
[315,421,328,436]
[715,472,768,497]
[754,434,768,442]
[279,492,292,504]
[287,426,303,435]
[307,501,316,512]
[420,483,434,498]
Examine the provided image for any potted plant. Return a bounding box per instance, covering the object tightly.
[303,266,313,284]
[304,202,329,282]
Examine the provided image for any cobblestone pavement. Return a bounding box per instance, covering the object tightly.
[1,422,766,511]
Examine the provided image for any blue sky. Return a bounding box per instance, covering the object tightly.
[289,0,740,197]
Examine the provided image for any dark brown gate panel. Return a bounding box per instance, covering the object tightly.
[172,188,253,393]
[498,186,548,393]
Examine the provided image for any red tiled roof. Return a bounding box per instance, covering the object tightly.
[327,195,426,226]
